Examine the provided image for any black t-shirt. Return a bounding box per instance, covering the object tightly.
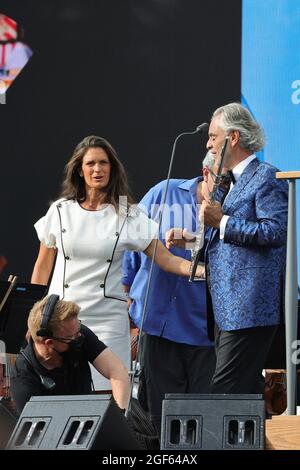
[10,324,107,414]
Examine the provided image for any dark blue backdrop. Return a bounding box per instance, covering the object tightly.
[0,0,241,281]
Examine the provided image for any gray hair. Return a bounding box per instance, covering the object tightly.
[213,102,265,153]
[202,150,215,170]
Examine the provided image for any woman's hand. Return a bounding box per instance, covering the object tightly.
[165,228,196,250]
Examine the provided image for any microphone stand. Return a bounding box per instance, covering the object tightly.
[126,123,208,415]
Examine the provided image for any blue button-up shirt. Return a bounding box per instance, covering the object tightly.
[122,177,213,347]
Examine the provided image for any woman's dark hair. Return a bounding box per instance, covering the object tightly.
[60,135,134,207]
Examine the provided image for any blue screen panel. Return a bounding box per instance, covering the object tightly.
[242,0,300,282]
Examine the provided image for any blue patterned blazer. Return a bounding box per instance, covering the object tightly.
[207,158,288,331]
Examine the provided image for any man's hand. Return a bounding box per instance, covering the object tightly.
[201,200,224,229]
[195,263,206,280]
[123,284,133,310]
[127,296,133,311]
[165,228,196,250]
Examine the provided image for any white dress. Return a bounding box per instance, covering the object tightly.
[34,199,158,390]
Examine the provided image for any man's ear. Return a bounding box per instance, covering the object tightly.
[230,130,240,147]
[44,338,54,347]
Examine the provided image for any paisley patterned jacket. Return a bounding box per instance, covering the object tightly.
[207,158,288,331]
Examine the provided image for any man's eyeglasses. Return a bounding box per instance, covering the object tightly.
[51,320,82,344]
[208,169,233,186]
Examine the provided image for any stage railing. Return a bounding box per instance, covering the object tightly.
[276,171,300,414]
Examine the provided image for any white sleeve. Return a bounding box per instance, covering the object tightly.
[122,209,159,252]
[34,202,60,248]
[219,215,230,240]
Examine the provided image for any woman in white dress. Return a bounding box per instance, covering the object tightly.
[31,135,203,390]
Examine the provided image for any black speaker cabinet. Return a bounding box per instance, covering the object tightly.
[161,394,265,450]
[7,394,141,450]
[0,398,17,450]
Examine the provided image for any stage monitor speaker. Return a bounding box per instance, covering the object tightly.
[161,393,265,450]
[7,394,141,450]
[0,281,46,353]
[0,398,18,450]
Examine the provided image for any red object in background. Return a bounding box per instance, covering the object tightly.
[0,13,32,93]
[0,14,17,41]
[0,256,7,275]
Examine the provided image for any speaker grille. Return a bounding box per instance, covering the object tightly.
[7,395,141,450]
[161,394,265,450]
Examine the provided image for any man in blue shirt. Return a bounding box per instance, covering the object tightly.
[122,152,217,439]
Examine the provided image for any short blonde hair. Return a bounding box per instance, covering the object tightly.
[28,296,80,342]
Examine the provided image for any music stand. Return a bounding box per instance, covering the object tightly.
[0,281,46,353]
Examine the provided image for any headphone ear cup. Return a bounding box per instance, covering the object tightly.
[36,329,48,338]
[37,294,60,338]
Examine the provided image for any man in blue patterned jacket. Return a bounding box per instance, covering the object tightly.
[201,102,288,394]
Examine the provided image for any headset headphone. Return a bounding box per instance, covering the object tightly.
[23,293,94,393]
[36,294,60,338]
[20,294,60,391]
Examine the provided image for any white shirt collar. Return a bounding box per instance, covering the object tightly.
[232,154,256,182]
